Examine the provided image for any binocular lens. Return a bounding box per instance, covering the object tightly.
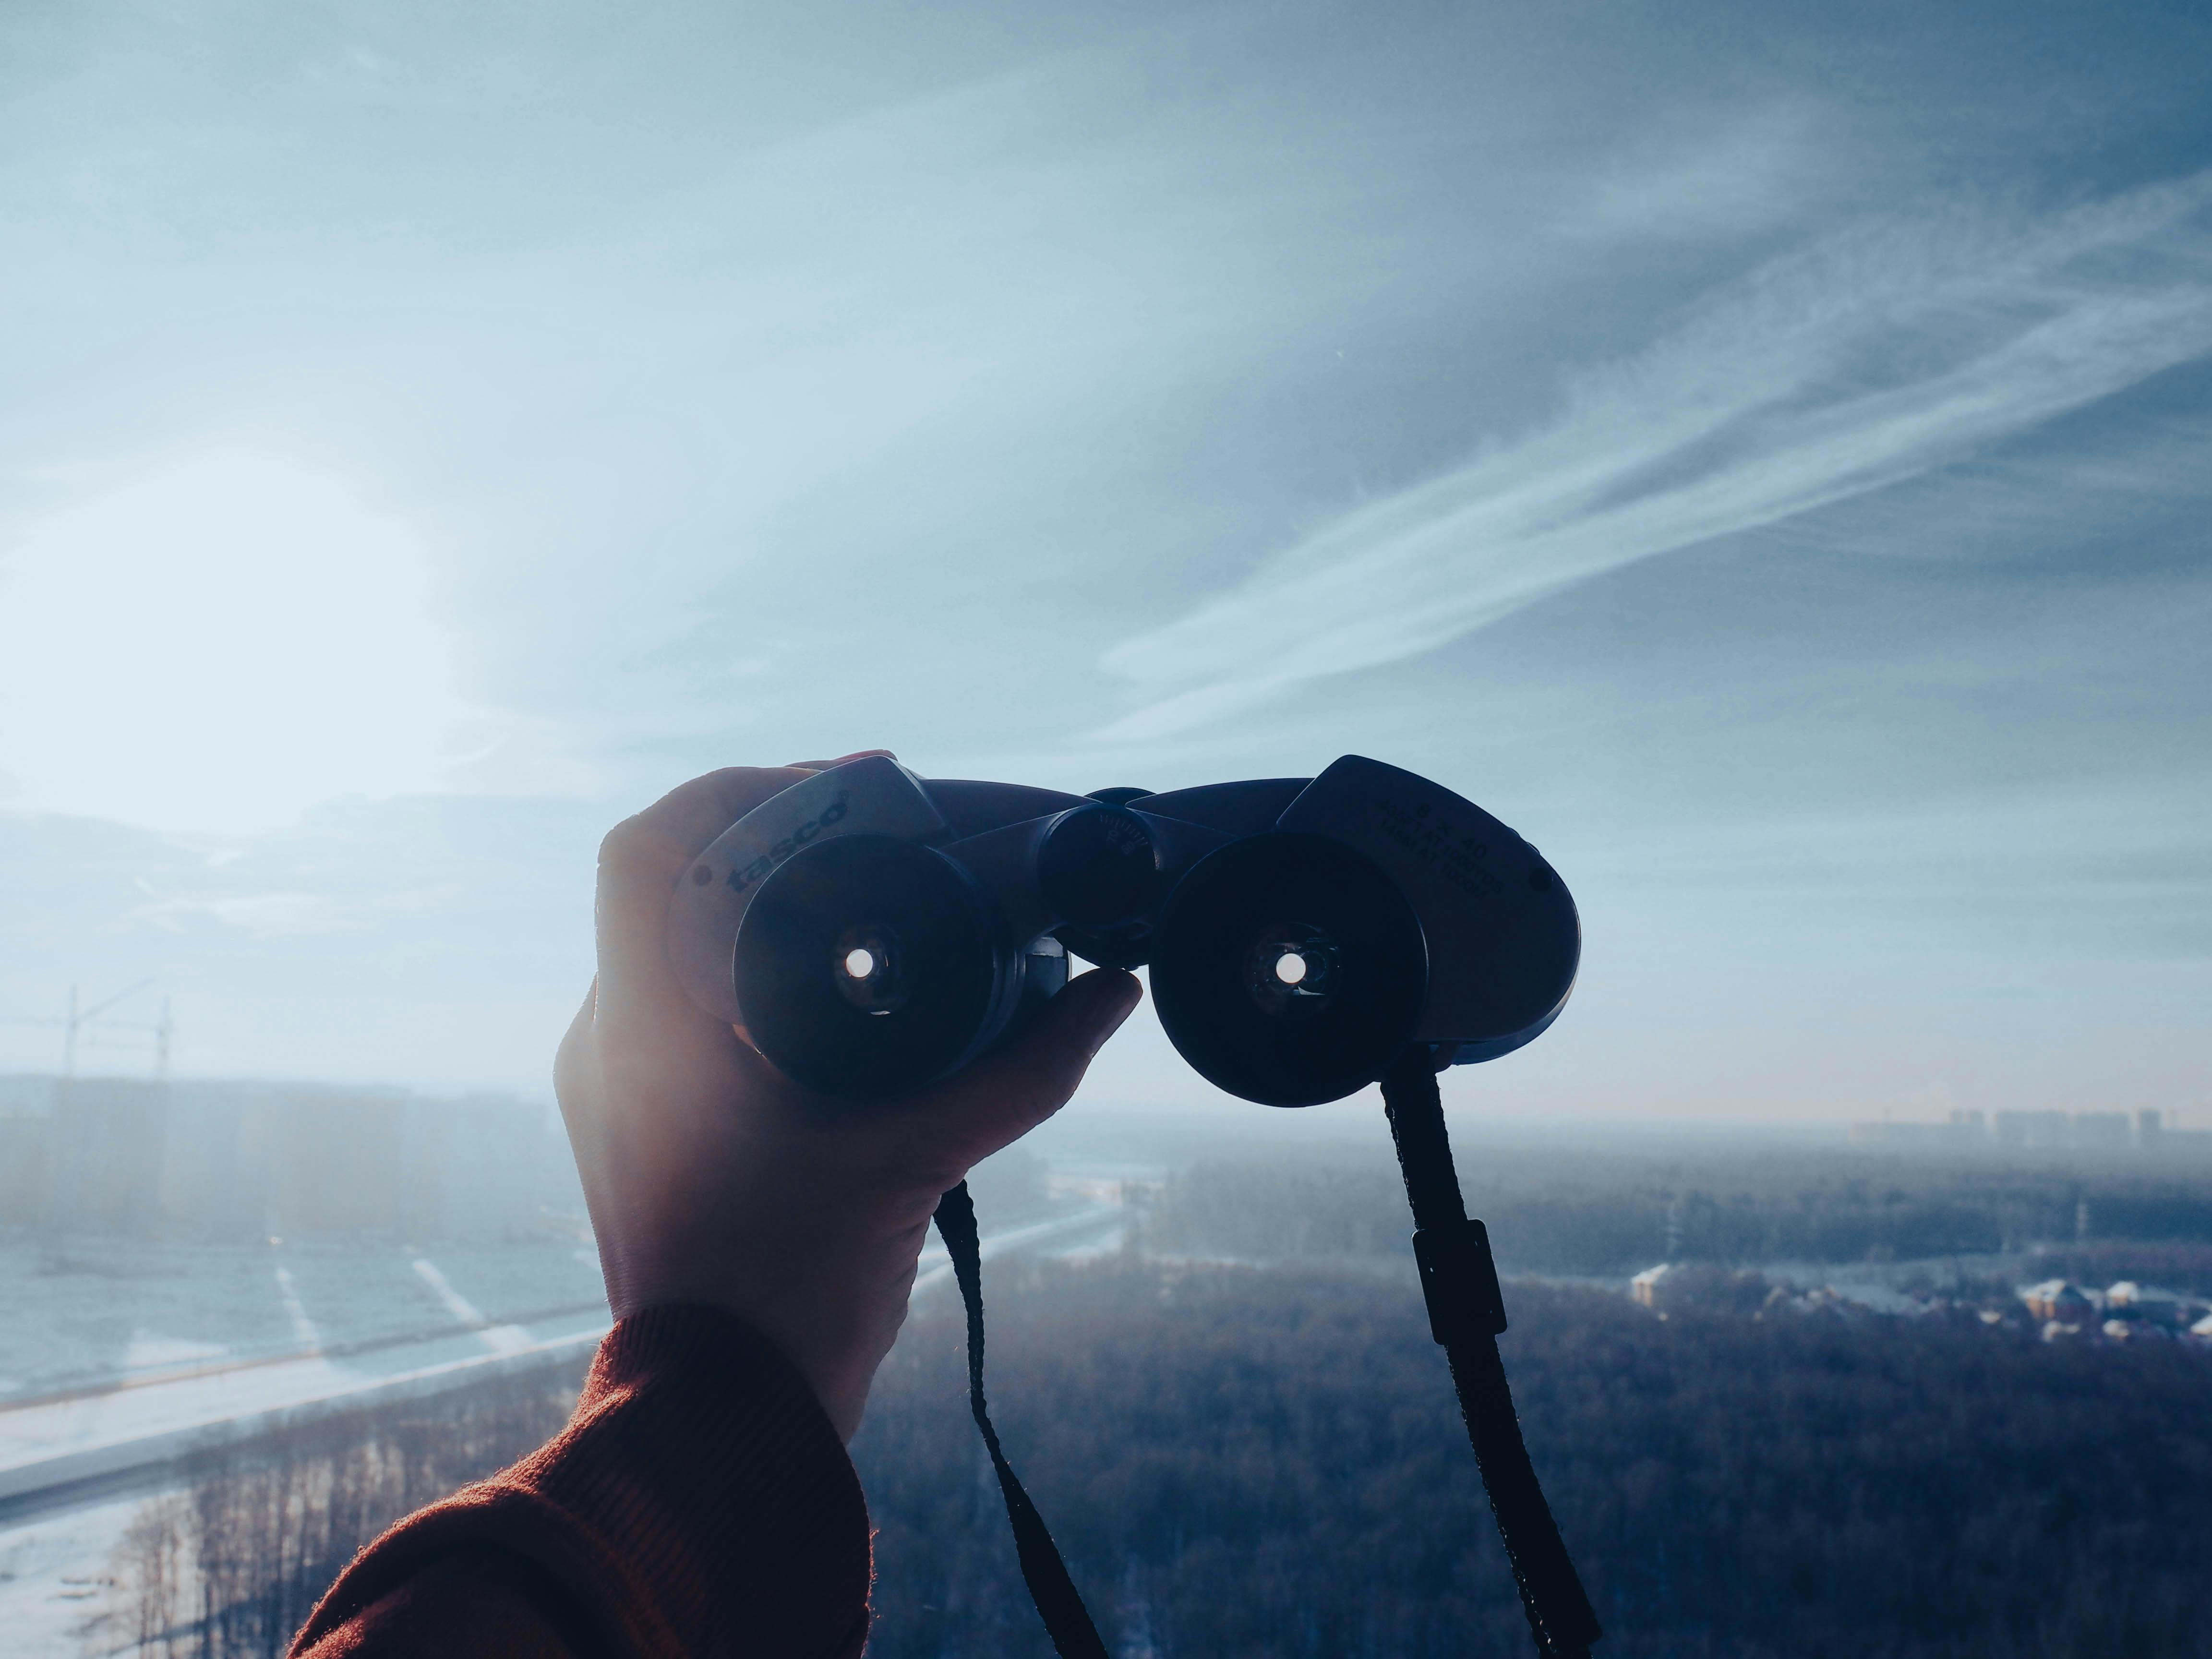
[1151,833,1427,1107]
[736,834,1008,1096]
[1245,923,1339,1012]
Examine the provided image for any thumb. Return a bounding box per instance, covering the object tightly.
[908,968,1142,1174]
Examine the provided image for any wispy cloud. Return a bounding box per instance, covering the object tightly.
[1094,174,2212,742]
[132,888,450,939]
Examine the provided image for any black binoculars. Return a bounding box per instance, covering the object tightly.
[666,755,1578,1106]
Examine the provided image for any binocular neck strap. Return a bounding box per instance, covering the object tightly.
[932,1049,1603,1659]
[1382,1045,1603,1659]
[931,1181,1111,1659]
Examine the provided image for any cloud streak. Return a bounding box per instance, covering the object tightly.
[131,887,454,939]
[1095,174,2212,742]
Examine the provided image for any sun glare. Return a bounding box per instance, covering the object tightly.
[0,451,466,838]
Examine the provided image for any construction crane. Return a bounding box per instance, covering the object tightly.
[2,981,172,1078]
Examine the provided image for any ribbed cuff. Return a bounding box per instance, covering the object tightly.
[521,1307,871,1657]
[291,1307,871,1659]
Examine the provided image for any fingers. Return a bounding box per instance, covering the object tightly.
[907,969,1142,1174]
[612,767,812,878]
[594,767,811,1020]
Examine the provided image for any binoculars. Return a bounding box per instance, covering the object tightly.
[666,755,1578,1106]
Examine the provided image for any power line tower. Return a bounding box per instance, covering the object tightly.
[63,980,162,1077]
[2,981,169,1079]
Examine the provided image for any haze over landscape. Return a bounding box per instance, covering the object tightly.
[2,0,2208,1124]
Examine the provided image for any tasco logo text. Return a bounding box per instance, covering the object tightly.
[726,797,850,894]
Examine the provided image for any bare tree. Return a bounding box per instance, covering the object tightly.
[105,1360,585,1659]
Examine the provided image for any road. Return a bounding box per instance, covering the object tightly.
[0,1202,1122,1524]
[0,1308,613,1521]
[0,1201,1124,1653]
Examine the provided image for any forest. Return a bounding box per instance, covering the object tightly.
[856,1259,2212,1658]
[105,1249,2212,1659]
[104,1363,586,1659]
[1133,1142,2212,1287]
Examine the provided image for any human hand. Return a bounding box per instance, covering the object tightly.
[553,758,1141,1441]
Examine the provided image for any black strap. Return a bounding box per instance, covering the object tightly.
[935,1050,1602,1659]
[932,1181,1110,1659]
[1382,1044,1604,1659]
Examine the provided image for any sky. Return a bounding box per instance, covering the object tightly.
[1,0,2208,1126]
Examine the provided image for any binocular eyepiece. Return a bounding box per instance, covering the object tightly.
[668,756,1579,1108]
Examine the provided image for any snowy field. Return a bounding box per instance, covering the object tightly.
[0,1197,1127,1652]
[0,1491,142,1657]
[0,1236,608,1405]
[0,1234,610,1655]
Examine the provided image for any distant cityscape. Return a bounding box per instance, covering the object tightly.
[1848,1107,2212,1154]
[0,1072,580,1243]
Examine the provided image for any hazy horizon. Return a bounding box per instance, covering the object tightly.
[3,1,2208,1122]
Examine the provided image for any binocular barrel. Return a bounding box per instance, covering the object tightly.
[670,755,1579,1106]
[734,833,1070,1097]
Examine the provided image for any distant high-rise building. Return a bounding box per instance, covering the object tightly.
[2159,1118,2212,1156]
[267,1087,410,1236]
[2073,1112,2130,1148]
[47,1077,169,1233]
[0,1076,55,1226]
[156,1089,271,1239]
[0,1073,575,1240]
[1992,1110,2069,1149]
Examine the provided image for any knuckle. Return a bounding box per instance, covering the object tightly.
[596,814,655,870]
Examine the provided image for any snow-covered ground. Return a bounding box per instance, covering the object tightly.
[0,1236,607,1406]
[911,1200,1126,1293]
[0,1232,613,1652]
[0,1198,1129,1650]
[0,1310,613,1506]
[0,1490,141,1657]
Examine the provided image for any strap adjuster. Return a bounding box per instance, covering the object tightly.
[1412,1217,1509,1345]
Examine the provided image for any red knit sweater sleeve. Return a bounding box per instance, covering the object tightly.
[287,1306,872,1659]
